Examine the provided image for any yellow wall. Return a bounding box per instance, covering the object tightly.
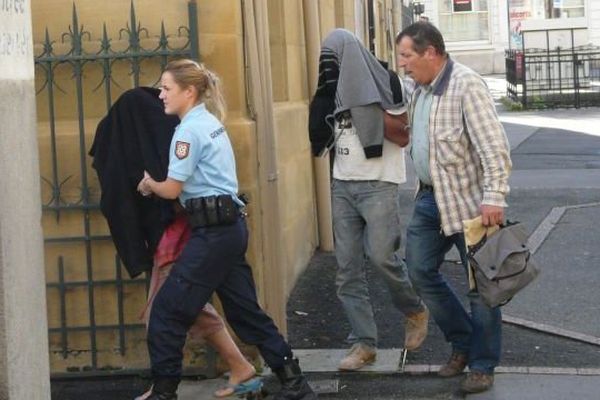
[267,0,317,294]
[32,0,263,373]
[32,0,402,374]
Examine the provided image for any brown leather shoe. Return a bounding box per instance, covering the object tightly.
[438,352,468,377]
[338,343,377,371]
[460,371,494,393]
[404,305,429,350]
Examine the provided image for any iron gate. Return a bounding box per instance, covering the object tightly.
[34,1,216,377]
[506,28,600,109]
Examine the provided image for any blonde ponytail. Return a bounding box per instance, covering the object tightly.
[203,69,227,122]
[163,59,227,122]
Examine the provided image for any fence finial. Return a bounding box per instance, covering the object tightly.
[69,3,82,54]
[43,28,53,55]
[129,0,140,50]
[159,21,168,49]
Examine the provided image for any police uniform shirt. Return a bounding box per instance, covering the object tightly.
[167,103,241,205]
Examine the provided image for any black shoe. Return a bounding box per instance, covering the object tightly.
[144,393,177,400]
[272,358,317,400]
[134,388,176,400]
[135,377,178,400]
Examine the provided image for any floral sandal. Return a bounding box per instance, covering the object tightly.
[214,377,263,398]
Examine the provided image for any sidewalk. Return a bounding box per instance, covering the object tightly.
[167,78,600,399]
[177,368,600,400]
[50,77,600,400]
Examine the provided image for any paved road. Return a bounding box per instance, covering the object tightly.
[287,101,600,371]
[51,78,600,399]
[284,87,600,398]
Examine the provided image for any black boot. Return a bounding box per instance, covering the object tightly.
[272,358,317,400]
[136,377,178,400]
[144,393,177,400]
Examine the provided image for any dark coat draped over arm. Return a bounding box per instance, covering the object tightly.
[89,87,179,278]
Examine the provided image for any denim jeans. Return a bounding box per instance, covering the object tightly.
[406,190,502,374]
[332,179,424,348]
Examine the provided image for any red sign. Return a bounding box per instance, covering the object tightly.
[453,0,473,12]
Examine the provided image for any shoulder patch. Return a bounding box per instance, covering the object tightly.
[175,141,190,159]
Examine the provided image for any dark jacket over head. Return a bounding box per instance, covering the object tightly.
[89,87,179,278]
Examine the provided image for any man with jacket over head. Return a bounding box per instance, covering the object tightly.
[309,28,430,371]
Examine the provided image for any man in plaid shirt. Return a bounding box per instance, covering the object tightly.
[396,22,512,394]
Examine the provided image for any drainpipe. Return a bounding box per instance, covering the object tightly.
[303,0,334,251]
[391,0,401,50]
[241,0,287,331]
[367,0,376,54]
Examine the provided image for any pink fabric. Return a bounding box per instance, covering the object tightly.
[140,214,224,339]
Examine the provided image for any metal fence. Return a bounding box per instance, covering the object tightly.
[506,28,600,109]
[34,1,216,377]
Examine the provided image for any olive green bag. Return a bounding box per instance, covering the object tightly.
[467,222,541,308]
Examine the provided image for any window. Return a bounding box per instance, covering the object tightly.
[525,0,586,20]
[544,0,585,18]
[439,0,489,42]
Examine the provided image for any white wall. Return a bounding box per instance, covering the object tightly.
[423,0,600,74]
[492,0,510,47]
[589,0,600,45]
[411,0,506,74]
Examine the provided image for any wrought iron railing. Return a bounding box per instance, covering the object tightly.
[34,1,216,376]
[505,28,600,109]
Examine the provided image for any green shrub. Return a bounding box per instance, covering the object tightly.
[500,96,524,111]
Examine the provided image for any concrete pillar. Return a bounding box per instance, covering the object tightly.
[0,0,51,398]
[243,0,287,331]
[303,0,335,252]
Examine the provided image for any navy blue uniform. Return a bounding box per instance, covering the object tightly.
[147,104,293,379]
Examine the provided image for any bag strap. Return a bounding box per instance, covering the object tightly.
[467,220,521,258]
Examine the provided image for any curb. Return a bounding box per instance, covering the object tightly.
[291,349,600,376]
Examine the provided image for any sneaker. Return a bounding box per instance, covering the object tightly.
[404,305,429,350]
[460,371,494,393]
[438,352,468,377]
[338,343,377,371]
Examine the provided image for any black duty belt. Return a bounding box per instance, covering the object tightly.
[184,195,240,228]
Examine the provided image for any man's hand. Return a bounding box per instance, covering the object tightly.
[383,111,410,147]
[481,205,504,227]
[137,171,152,197]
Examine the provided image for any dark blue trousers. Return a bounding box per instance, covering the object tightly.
[147,218,292,378]
[406,190,502,373]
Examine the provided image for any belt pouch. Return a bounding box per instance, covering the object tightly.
[217,195,238,224]
[185,198,207,228]
[203,196,220,226]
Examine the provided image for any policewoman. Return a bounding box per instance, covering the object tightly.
[137,59,316,400]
